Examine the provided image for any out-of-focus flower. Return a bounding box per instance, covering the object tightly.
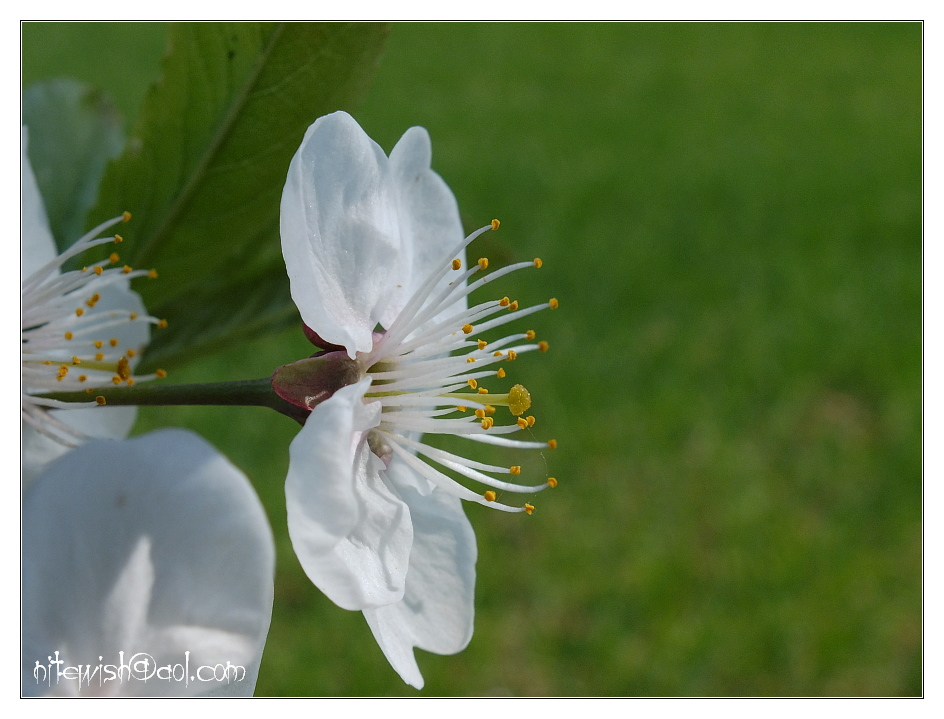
[276,111,558,688]
[21,127,164,484]
[22,429,275,697]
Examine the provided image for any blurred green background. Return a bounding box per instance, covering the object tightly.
[22,22,921,696]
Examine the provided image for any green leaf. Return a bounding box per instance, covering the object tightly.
[89,22,390,367]
[23,79,124,252]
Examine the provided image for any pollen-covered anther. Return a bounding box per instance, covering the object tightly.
[508,300,519,311]
[491,218,500,230]
[524,504,535,515]
[71,356,81,365]
[549,298,559,309]
[517,417,529,429]
[508,384,531,415]
[129,312,138,320]
[526,415,536,427]
[95,353,105,361]
[93,266,103,276]
[109,252,120,263]
[481,417,494,430]
[467,357,476,363]
[75,308,84,317]
[496,367,506,379]
[475,409,486,419]
[462,323,474,334]
[525,330,536,340]
[156,369,168,379]
[85,293,101,307]
[109,338,119,347]
[452,258,462,270]
[122,211,132,222]
[148,269,158,279]
[485,405,496,415]
[494,351,503,357]
[126,378,135,386]
[122,265,133,274]
[477,257,489,270]
[499,297,510,307]
[510,465,521,475]
[547,439,558,449]
[78,375,87,382]
[484,490,497,502]
[63,332,73,340]
[95,396,107,405]
[112,376,122,385]
[116,356,132,380]
[126,349,137,358]
[538,341,550,353]
[477,339,487,350]
[157,319,168,329]
[477,387,489,395]
[507,350,518,361]
[456,405,467,412]
[467,378,478,389]
[113,234,123,243]
[533,258,543,268]
[547,477,558,488]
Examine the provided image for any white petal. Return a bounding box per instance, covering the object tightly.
[22,429,275,697]
[21,126,57,282]
[281,111,402,356]
[386,126,467,328]
[286,379,413,610]
[363,485,477,690]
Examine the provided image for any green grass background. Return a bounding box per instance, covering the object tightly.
[22,22,921,696]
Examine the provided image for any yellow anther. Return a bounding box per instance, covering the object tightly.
[148,269,158,279]
[113,234,123,243]
[78,375,87,382]
[485,405,496,415]
[116,356,131,380]
[126,378,135,386]
[497,367,506,379]
[549,298,559,309]
[112,376,122,385]
[452,258,462,270]
[75,308,84,317]
[507,350,518,361]
[477,339,487,350]
[58,365,68,375]
[491,218,500,230]
[508,300,519,311]
[86,293,101,307]
[462,324,474,334]
[129,312,138,320]
[109,252,120,263]
[95,353,105,361]
[525,330,536,340]
[122,211,132,222]
[95,395,107,405]
[494,351,503,357]
[517,417,529,429]
[499,297,510,307]
[64,332,73,340]
[93,266,103,276]
[547,439,558,449]
[477,257,489,270]
[156,369,168,379]
[122,265,133,274]
[109,338,119,347]
[72,356,81,365]
[510,465,521,475]
[468,379,478,389]
[475,409,486,419]
[533,258,543,268]
[94,341,103,349]
[467,357,476,363]
[481,417,494,430]
[456,405,467,412]
[81,267,88,272]
[508,384,532,416]
[538,341,550,353]
[157,319,168,329]
[526,415,536,427]
[547,477,558,488]
[126,349,137,358]
[477,387,489,395]
[524,503,535,515]
[484,490,497,502]
[84,388,94,394]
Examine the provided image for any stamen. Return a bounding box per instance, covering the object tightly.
[547,477,558,488]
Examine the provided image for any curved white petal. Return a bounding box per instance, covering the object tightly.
[281,111,402,356]
[21,126,57,281]
[22,429,275,697]
[286,379,413,610]
[363,485,477,690]
[387,125,467,328]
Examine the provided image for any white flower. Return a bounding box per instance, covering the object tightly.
[22,429,275,697]
[21,128,165,483]
[278,111,558,688]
